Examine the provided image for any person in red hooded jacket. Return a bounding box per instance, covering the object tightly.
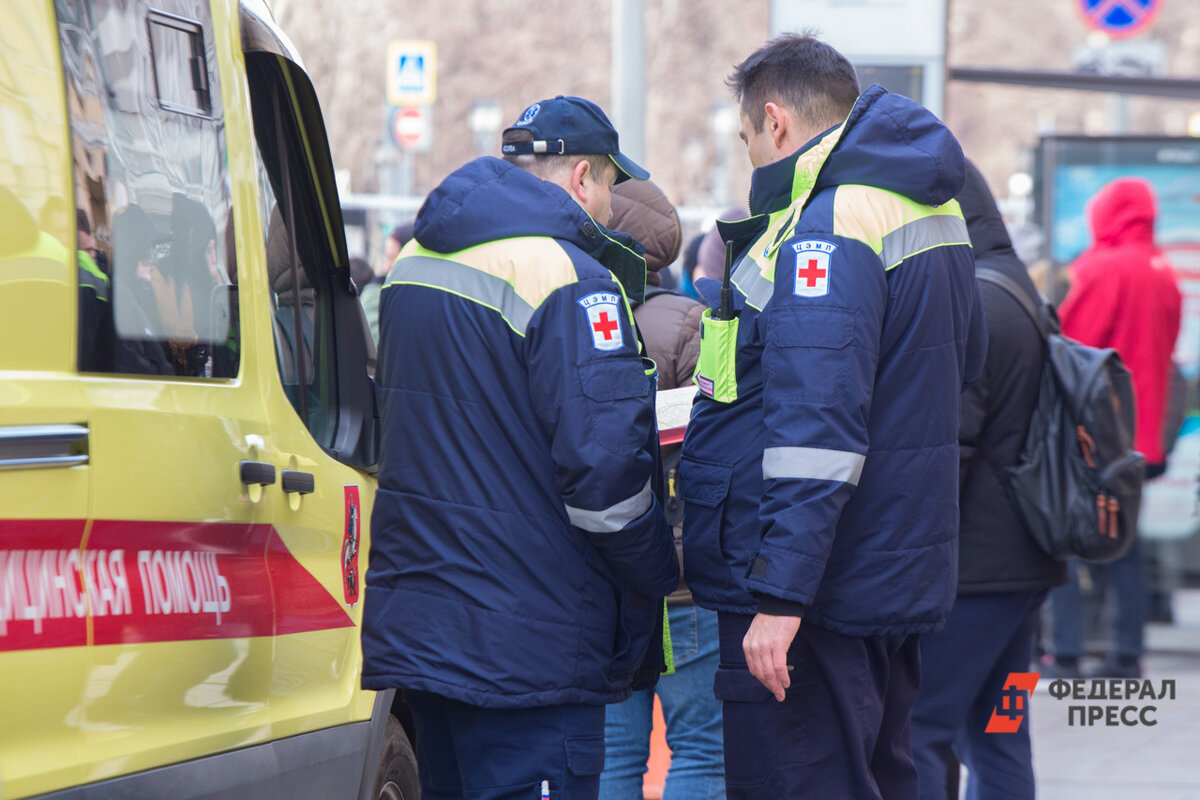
[1046,176,1182,680]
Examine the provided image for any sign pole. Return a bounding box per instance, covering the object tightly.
[610,0,645,163]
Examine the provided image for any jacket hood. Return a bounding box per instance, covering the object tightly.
[817,85,965,207]
[746,86,965,220]
[1087,176,1156,249]
[608,179,682,282]
[414,157,584,252]
[412,156,648,300]
[957,159,1015,261]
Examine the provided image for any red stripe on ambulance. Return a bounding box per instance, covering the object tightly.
[0,519,352,652]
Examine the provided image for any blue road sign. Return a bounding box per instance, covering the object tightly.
[1078,0,1160,38]
[386,40,437,106]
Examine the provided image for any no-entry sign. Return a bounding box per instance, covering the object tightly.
[1077,0,1161,38]
[391,106,431,152]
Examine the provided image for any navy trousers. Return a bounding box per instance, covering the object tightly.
[716,612,921,800]
[911,590,1046,800]
[403,690,606,800]
[1050,540,1144,660]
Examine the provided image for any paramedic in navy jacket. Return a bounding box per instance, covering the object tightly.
[680,35,986,799]
[362,96,679,800]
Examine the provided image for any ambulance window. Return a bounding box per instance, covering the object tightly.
[147,13,211,116]
[247,63,341,447]
[238,44,377,468]
[57,0,240,378]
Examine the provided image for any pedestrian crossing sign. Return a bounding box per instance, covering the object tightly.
[387,40,437,106]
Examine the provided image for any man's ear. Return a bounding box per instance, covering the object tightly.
[567,158,592,206]
[763,102,789,150]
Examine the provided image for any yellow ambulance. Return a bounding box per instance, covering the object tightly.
[0,2,416,797]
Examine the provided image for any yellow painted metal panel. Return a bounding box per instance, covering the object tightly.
[0,1,75,373]
[76,638,273,785]
[0,649,90,797]
[0,3,93,794]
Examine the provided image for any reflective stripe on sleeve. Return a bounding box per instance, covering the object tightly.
[565,479,653,533]
[879,215,969,271]
[762,446,866,486]
[386,255,536,334]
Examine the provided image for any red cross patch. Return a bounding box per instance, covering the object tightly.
[792,240,837,298]
[578,292,624,351]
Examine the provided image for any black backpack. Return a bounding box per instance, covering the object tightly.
[976,268,1145,563]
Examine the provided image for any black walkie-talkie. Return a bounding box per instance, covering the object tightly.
[717,239,735,321]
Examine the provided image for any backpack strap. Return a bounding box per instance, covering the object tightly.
[970,267,1049,476]
[975,267,1054,339]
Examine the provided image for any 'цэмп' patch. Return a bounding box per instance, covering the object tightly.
[792,240,837,298]
[579,292,624,350]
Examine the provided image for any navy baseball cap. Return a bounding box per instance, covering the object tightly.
[501,95,649,183]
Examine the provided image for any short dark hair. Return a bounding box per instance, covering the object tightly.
[349,256,374,292]
[501,128,614,185]
[727,32,860,135]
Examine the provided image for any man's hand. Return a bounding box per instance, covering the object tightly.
[743,612,802,702]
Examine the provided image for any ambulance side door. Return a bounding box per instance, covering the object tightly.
[54,0,279,783]
[238,29,382,748]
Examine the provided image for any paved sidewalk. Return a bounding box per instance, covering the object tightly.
[1029,589,1200,799]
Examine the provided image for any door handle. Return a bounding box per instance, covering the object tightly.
[0,424,89,470]
[240,460,277,486]
[281,469,314,511]
[281,469,314,495]
[240,460,276,504]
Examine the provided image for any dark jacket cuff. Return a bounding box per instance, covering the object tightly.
[754,594,806,617]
